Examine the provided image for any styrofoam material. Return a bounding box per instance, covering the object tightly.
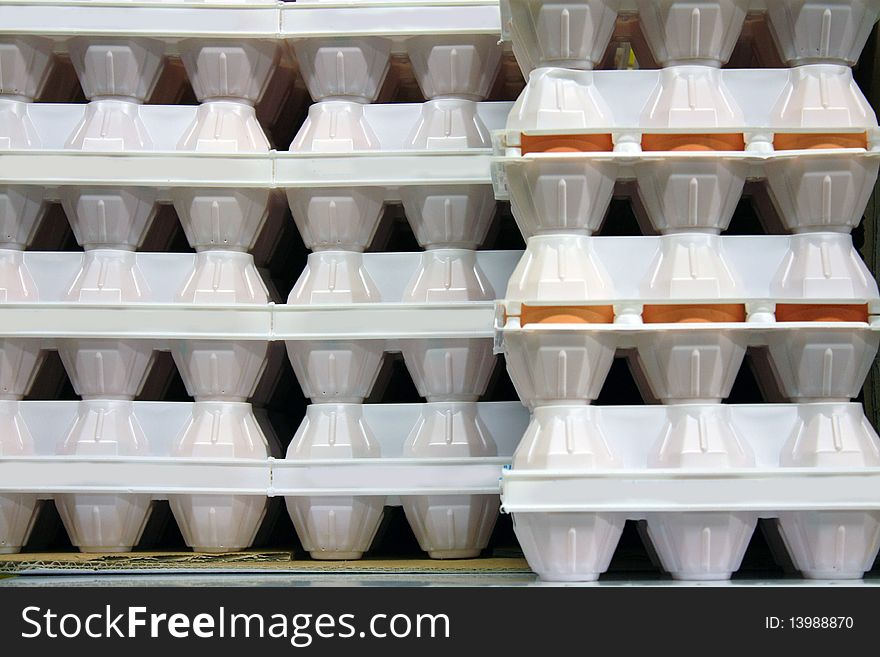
[0,38,51,264]
[400,402,498,558]
[0,400,527,555]
[502,66,877,137]
[502,0,621,74]
[502,233,879,308]
[631,329,748,403]
[0,37,54,102]
[286,251,385,403]
[0,402,37,553]
[766,0,880,66]
[502,402,880,580]
[401,183,496,249]
[644,404,758,580]
[170,40,274,400]
[293,37,391,103]
[285,403,384,559]
[0,102,512,193]
[406,34,502,101]
[179,38,279,105]
[170,401,268,552]
[168,61,272,402]
[500,234,880,409]
[0,250,520,341]
[0,250,43,404]
[57,249,155,399]
[401,250,496,402]
[636,0,749,67]
[54,399,152,552]
[0,1,500,40]
[500,0,880,73]
[497,67,879,234]
[504,324,879,408]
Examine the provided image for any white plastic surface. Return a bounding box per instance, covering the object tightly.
[501,233,880,307]
[0,1,502,41]
[500,0,880,72]
[0,400,528,556]
[502,402,880,580]
[501,66,877,138]
[0,101,512,188]
[0,250,521,340]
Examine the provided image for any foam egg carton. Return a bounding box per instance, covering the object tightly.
[0,1,505,155]
[0,250,521,340]
[0,1,501,45]
[0,399,526,555]
[500,0,880,73]
[501,401,880,581]
[493,66,879,236]
[0,101,511,194]
[0,249,520,376]
[498,233,879,403]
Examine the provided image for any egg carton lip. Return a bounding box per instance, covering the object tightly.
[0,0,501,41]
[0,399,525,498]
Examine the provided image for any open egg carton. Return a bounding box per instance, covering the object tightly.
[0,399,527,557]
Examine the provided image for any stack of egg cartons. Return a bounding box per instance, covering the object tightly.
[0,10,283,553]
[495,0,880,581]
[282,2,511,560]
[0,0,529,563]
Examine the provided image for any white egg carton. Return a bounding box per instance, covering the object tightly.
[497,66,878,145]
[0,101,512,188]
[499,234,880,312]
[501,401,880,581]
[0,399,527,555]
[0,0,501,42]
[498,234,879,407]
[500,0,880,73]
[493,66,880,235]
[0,250,519,340]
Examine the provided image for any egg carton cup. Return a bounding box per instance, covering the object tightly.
[286,248,508,402]
[494,66,879,233]
[500,0,880,73]
[0,399,527,555]
[284,401,524,559]
[288,100,505,250]
[502,401,880,581]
